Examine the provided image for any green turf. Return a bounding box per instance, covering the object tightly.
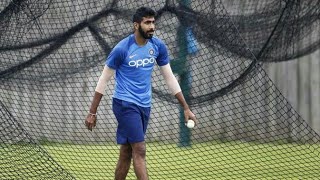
[38,141,320,180]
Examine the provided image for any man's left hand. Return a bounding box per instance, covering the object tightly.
[184,109,197,126]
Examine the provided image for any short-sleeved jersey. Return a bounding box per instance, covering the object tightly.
[106,34,169,107]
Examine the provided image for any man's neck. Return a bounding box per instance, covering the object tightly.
[134,32,147,46]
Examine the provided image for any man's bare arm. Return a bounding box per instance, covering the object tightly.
[160,64,197,124]
[85,66,114,131]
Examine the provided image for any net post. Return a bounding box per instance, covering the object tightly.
[177,0,193,147]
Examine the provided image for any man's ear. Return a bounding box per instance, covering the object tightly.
[134,22,139,30]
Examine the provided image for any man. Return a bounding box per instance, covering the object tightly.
[85,7,197,180]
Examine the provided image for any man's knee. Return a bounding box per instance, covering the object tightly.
[131,142,146,158]
[120,144,133,160]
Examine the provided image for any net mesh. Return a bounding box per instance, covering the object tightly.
[1,0,320,179]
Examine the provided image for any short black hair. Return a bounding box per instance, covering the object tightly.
[132,7,156,23]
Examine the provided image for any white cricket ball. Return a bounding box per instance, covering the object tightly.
[186,120,195,128]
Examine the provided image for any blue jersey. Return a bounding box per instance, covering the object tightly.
[106,34,169,107]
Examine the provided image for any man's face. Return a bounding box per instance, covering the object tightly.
[138,16,155,39]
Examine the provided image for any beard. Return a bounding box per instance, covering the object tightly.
[138,26,154,39]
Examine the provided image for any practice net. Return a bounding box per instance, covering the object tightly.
[1,0,320,179]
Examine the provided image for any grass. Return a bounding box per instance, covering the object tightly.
[36,141,320,180]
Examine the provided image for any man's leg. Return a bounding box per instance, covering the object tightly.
[131,141,148,180]
[115,144,132,180]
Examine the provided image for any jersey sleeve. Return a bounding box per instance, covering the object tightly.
[156,40,170,66]
[105,47,126,69]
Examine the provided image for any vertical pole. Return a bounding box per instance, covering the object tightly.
[177,0,192,147]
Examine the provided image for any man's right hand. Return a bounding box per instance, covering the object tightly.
[85,114,97,131]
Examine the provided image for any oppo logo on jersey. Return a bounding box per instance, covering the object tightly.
[128,57,155,68]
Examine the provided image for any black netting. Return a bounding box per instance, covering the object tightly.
[1,0,320,179]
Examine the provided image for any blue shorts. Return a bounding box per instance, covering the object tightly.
[112,98,151,144]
